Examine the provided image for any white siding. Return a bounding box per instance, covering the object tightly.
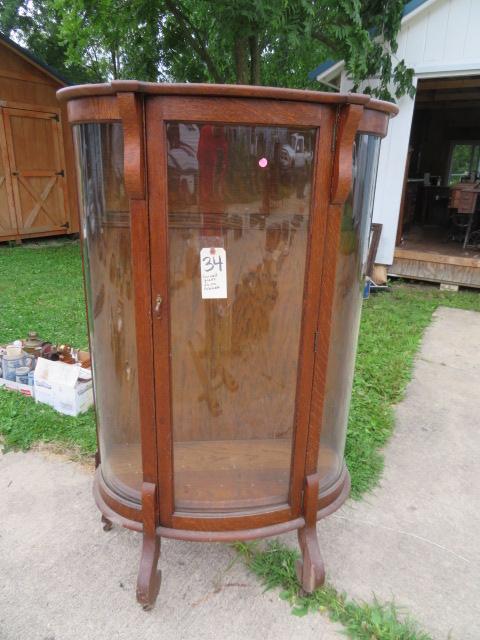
[401,0,480,71]
[403,13,428,65]
[371,91,417,264]
[421,1,449,62]
[338,0,480,265]
[443,0,470,61]
[464,1,480,60]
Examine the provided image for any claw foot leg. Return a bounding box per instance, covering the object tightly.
[296,473,325,593]
[296,527,325,592]
[136,482,161,610]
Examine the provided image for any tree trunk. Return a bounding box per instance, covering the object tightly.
[111,49,118,79]
[249,36,261,85]
[234,37,249,84]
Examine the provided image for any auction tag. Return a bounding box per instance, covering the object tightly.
[200,247,227,299]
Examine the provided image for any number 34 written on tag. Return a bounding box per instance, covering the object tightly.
[200,247,227,299]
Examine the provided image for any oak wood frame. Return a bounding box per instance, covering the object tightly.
[146,95,334,534]
[59,84,395,609]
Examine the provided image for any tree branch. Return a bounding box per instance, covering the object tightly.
[310,29,340,54]
[249,35,261,85]
[164,0,224,83]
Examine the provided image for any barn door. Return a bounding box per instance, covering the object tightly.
[0,110,18,239]
[2,108,69,236]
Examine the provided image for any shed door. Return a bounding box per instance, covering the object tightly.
[3,108,69,236]
[0,111,17,238]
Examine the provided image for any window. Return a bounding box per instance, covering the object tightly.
[448,142,480,185]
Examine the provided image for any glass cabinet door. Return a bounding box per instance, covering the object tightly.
[74,123,142,502]
[163,122,316,513]
[318,134,382,489]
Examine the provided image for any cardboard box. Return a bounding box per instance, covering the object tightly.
[34,357,93,416]
[53,379,93,416]
[0,377,34,398]
[32,357,55,407]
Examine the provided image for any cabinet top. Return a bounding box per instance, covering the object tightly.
[57,80,398,116]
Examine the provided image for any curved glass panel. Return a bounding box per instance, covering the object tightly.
[318,134,381,489]
[73,123,142,501]
[166,123,316,512]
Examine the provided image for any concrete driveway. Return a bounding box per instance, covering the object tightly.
[1,306,479,639]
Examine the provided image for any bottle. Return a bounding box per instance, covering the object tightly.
[23,331,43,357]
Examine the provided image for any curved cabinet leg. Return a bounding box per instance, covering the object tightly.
[296,527,325,593]
[137,529,161,609]
[101,515,113,532]
[296,473,325,593]
[136,482,161,610]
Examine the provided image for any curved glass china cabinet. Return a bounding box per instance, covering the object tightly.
[57,82,396,609]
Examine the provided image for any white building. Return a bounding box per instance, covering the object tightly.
[312,0,480,287]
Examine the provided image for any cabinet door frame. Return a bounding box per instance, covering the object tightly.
[2,106,70,237]
[146,95,336,530]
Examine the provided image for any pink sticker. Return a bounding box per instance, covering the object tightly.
[258,157,268,168]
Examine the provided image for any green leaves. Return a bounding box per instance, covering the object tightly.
[309,0,413,101]
[2,0,413,98]
[291,604,309,616]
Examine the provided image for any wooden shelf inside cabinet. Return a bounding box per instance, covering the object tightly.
[104,441,340,512]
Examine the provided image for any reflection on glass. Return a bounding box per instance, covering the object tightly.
[318,134,381,489]
[167,122,316,512]
[74,123,142,502]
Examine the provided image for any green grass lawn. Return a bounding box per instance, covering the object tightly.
[2,240,477,637]
[1,240,480,497]
[0,241,96,454]
[0,241,88,347]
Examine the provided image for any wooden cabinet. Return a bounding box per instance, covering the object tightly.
[449,182,480,213]
[58,82,396,609]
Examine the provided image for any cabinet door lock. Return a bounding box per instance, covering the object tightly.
[154,294,163,319]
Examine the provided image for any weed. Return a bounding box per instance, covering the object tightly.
[235,540,435,639]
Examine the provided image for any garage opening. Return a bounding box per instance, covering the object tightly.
[392,75,480,288]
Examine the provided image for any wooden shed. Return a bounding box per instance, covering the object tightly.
[0,33,78,242]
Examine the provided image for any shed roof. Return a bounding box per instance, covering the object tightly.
[0,31,70,86]
[308,0,433,81]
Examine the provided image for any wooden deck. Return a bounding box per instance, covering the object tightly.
[390,246,480,288]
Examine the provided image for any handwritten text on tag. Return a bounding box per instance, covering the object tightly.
[200,247,227,299]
